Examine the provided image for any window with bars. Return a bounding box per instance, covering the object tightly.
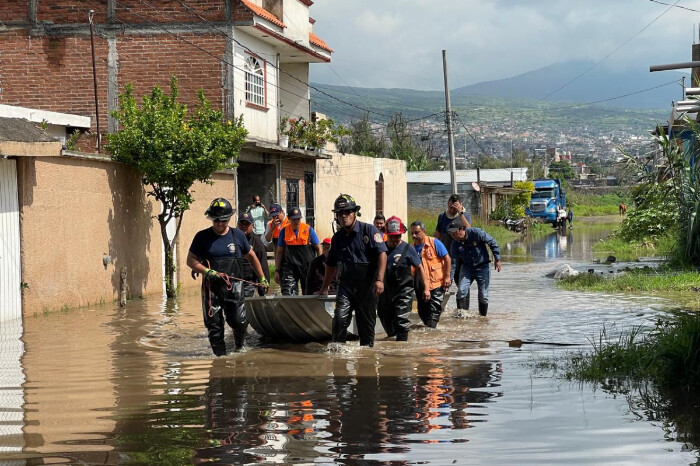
[286,179,299,214]
[245,55,265,107]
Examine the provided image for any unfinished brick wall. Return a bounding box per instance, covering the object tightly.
[0,1,28,22]
[0,1,229,138]
[280,158,306,208]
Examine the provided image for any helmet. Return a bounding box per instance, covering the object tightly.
[205,198,234,221]
[332,194,361,214]
[385,216,407,235]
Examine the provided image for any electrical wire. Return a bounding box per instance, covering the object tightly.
[540,0,682,101]
[649,0,700,12]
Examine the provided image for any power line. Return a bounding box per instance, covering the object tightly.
[168,0,396,119]
[545,78,681,110]
[649,0,700,12]
[540,0,681,101]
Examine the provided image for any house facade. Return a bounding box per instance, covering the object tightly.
[0,0,333,223]
[0,2,408,316]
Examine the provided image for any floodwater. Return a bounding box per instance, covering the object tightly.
[1,220,699,465]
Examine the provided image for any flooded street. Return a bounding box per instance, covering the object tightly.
[2,221,698,465]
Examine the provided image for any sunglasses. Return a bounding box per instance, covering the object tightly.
[213,219,229,223]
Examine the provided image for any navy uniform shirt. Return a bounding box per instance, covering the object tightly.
[449,228,500,269]
[386,240,422,271]
[189,227,251,260]
[326,220,388,268]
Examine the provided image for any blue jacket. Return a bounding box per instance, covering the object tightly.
[449,228,500,269]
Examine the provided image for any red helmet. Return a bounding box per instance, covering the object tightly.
[385,216,407,235]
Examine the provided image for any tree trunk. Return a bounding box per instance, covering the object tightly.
[159,218,177,298]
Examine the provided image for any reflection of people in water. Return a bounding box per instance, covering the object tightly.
[194,355,503,464]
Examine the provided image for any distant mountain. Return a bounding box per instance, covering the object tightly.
[452,60,687,109]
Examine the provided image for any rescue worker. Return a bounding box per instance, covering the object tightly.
[236,211,270,297]
[434,194,471,284]
[305,237,338,295]
[319,194,388,347]
[378,216,428,341]
[567,206,574,229]
[264,203,290,255]
[275,207,321,295]
[374,214,388,241]
[411,220,451,328]
[448,219,501,317]
[187,198,269,355]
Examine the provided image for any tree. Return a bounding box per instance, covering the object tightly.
[107,76,248,297]
[548,161,576,179]
[339,112,388,157]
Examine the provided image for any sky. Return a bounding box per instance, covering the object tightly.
[309,0,700,91]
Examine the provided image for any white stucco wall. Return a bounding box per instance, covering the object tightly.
[279,63,310,123]
[233,31,279,142]
[282,0,311,45]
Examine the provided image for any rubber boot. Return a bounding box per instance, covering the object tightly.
[478,302,488,317]
[396,332,408,342]
[233,327,246,351]
[457,296,469,311]
[212,344,226,357]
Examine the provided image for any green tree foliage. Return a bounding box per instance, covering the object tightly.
[489,180,534,220]
[340,113,438,171]
[617,120,700,264]
[339,112,387,157]
[548,161,577,179]
[107,76,248,297]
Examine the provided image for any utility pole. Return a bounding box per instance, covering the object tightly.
[88,10,101,153]
[442,50,458,195]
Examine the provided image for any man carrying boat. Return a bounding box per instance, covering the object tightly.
[319,194,388,347]
[378,216,428,341]
[448,219,501,317]
[237,211,270,297]
[275,207,321,295]
[411,220,451,328]
[187,198,269,355]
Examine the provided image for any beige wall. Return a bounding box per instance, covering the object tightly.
[17,155,236,314]
[314,153,407,239]
[176,172,236,291]
[18,155,162,314]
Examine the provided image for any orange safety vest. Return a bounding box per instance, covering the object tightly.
[420,236,445,290]
[268,216,290,240]
[284,223,311,245]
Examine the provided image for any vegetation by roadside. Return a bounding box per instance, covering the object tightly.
[567,191,629,217]
[591,231,676,262]
[559,267,700,293]
[563,313,700,392]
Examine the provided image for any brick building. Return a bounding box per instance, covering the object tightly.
[0,0,333,224]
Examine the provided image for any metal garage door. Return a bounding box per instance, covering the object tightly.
[0,158,21,322]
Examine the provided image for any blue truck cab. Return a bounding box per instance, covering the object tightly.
[526,179,566,225]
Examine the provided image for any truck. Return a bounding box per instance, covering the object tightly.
[525,178,566,225]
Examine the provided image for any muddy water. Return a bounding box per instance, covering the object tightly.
[1,221,698,464]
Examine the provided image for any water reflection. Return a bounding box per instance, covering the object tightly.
[188,353,502,464]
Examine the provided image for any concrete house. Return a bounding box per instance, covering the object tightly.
[0,1,406,316]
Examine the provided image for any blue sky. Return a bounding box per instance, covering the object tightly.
[309,0,700,90]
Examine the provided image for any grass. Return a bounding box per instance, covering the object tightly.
[407,207,521,246]
[567,192,628,217]
[592,231,676,261]
[564,313,700,392]
[559,268,700,293]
